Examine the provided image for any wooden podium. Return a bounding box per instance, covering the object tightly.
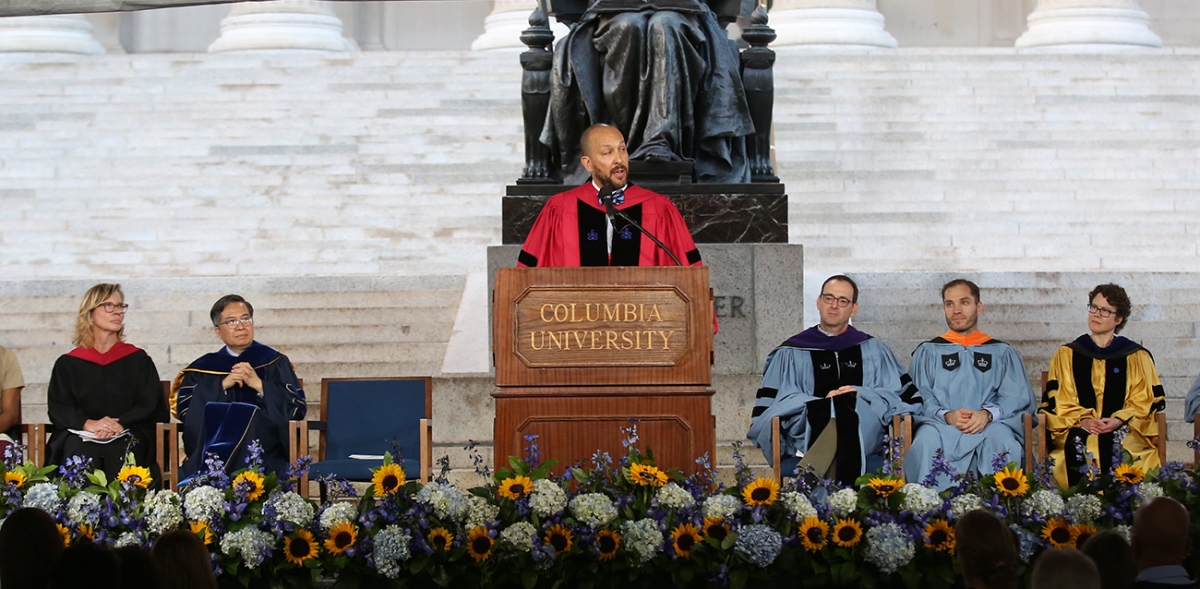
[492,267,715,474]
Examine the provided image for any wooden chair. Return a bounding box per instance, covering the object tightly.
[17,423,47,467]
[292,377,433,500]
[770,413,912,483]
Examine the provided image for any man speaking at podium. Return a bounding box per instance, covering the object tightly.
[518,124,702,268]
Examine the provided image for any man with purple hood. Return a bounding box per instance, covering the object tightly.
[747,275,921,485]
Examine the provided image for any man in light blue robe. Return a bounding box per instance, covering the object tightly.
[904,279,1036,489]
[747,275,921,485]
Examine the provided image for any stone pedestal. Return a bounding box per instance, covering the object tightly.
[0,15,104,54]
[769,0,897,48]
[208,0,355,53]
[1015,0,1161,48]
[471,0,569,51]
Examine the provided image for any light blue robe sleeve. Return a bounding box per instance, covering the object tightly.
[746,347,818,464]
[1185,371,1200,423]
[991,344,1036,440]
[854,339,922,425]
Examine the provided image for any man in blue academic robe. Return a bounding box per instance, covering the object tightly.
[904,279,1036,489]
[747,275,921,485]
[172,295,307,478]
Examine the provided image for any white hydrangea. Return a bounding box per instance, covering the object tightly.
[949,493,983,520]
[144,490,184,536]
[66,492,101,525]
[655,483,695,511]
[1135,482,1164,509]
[268,491,315,528]
[373,525,412,579]
[899,483,941,515]
[465,495,500,530]
[529,479,568,518]
[863,522,915,575]
[570,493,618,528]
[220,527,275,569]
[414,482,469,522]
[1066,494,1103,524]
[319,501,359,531]
[779,491,818,520]
[115,531,143,548]
[500,521,538,552]
[1113,524,1132,543]
[183,486,225,525]
[701,494,742,520]
[1021,489,1065,521]
[23,482,63,513]
[620,518,663,564]
[827,488,859,518]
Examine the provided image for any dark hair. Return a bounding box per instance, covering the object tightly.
[0,508,64,589]
[115,545,162,589]
[821,275,859,303]
[210,294,253,327]
[942,279,981,303]
[152,529,218,589]
[1031,547,1100,589]
[1080,530,1136,589]
[51,541,120,589]
[956,510,1019,589]
[1088,284,1131,334]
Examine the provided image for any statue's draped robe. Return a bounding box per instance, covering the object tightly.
[544,0,754,183]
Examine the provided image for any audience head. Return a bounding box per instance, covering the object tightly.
[941,278,983,335]
[955,509,1019,589]
[579,123,629,190]
[74,283,126,348]
[115,545,162,589]
[153,529,218,589]
[1132,496,1190,571]
[0,508,65,589]
[1031,547,1101,589]
[1080,530,1136,589]
[51,541,120,589]
[1087,283,1131,335]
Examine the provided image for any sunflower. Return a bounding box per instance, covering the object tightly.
[4,471,26,488]
[702,517,729,542]
[798,516,829,552]
[371,463,406,496]
[233,471,266,502]
[831,518,863,548]
[925,519,955,553]
[1042,518,1074,548]
[596,530,621,561]
[117,465,152,488]
[427,527,453,552]
[285,530,319,566]
[628,463,668,487]
[56,523,70,547]
[190,521,214,546]
[467,526,494,563]
[867,477,902,498]
[498,475,533,500]
[1113,463,1144,485]
[1071,523,1098,547]
[741,477,780,507]
[544,524,573,555]
[77,524,94,541]
[993,465,1029,497]
[325,521,357,555]
[671,523,703,559]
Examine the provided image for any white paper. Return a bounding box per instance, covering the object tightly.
[69,428,130,444]
[348,454,385,460]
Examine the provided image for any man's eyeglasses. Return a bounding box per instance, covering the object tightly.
[819,294,854,308]
[96,303,129,313]
[1087,304,1117,319]
[219,317,254,328]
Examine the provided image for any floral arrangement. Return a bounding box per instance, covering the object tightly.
[1,428,1198,589]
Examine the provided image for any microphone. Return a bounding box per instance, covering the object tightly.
[598,186,616,219]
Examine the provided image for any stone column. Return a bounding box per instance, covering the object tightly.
[1015,0,1161,48]
[471,0,568,51]
[208,0,356,53]
[0,15,105,54]
[769,0,897,48]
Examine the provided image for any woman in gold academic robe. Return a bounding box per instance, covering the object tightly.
[1041,283,1164,488]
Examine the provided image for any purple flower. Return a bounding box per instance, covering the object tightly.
[990,450,1012,473]
[3,443,24,469]
[523,433,543,470]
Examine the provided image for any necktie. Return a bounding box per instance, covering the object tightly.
[598,189,625,207]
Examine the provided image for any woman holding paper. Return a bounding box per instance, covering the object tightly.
[47,284,168,481]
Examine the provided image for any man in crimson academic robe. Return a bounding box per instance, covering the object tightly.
[903,279,1035,489]
[747,275,921,486]
[172,295,307,478]
[518,124,702,268]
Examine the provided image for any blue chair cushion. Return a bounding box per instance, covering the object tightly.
[309,456,422,483]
